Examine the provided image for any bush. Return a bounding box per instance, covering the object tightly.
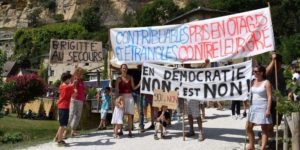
[1,132,23,144]
[53,14,64,23]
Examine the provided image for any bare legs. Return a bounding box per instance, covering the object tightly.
[246,121,269,150]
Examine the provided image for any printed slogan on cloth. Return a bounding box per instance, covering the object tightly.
[49,39,103,63]
[141,60,252,101]
[110,8,274,64]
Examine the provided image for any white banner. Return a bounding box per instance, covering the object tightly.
[110,7,274,64]
[49,39,103,64]
[141,60,252,101]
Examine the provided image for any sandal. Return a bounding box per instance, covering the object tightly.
[245,144,254,150]
[128,133,133,138]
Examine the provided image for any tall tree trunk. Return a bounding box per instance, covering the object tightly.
[20,104,25,118]
[287,112,300,150]
[15,104,21,118]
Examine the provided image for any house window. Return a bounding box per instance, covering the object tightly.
[50,70,54,76]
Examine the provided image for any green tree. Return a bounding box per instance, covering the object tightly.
[137,0,180,26]
[0,50,7,79]
[6,74,46,118]
[27,8,43,27]
[80,6,101,32]
[13,23,87,68]
[0,50,8,113]
[38,63,48,82]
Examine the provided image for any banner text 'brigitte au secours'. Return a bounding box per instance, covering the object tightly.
[141,60,252,101]
[49,39,103,63]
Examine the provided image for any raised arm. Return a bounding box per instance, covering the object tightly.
[266,53,276,76]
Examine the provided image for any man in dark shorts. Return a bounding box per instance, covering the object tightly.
[54,72,74,147]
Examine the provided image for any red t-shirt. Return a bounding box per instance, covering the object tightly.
[57,83,74,109]
[74,79,85,101]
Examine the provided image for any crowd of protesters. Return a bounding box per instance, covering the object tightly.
[53,52,300,149]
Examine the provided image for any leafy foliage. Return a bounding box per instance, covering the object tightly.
[276,69,300,114]
[6,74,47,118]
[0,50,7,80]
[53,14,64,23]
[27,8,43,27]
[80,6,101,32]
[13,23,87,68]
[1,132,23,144]
[37,63,47,82]
[278,34,300,64]
[0,82,16,113]
[41,0,56,12]
[0,50,8,113]
[137,0,180,26]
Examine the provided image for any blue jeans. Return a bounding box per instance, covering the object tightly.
[132,92,144,129]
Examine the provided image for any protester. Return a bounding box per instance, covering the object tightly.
[291,64,300,81]
[144,94,156,130]
[242,101,249,118]
[266,53,286,138]
[115,64,139,137]
[97,87,111,130]
[111,96,125,139]
[184,59,209,141]
[231,100,242,120]
[66,67,86,137]
[246,65,272,150]
[54,72,74,147]
[288,64,300,101]
[154,105,171,140]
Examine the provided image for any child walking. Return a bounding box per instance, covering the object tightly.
[97,87,111,130]
[111,96,124,138]
[54,72,74,146]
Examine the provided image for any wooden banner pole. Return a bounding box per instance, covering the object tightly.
[182,99,186,141]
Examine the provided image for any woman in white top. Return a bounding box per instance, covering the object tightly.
[246,65,272,150]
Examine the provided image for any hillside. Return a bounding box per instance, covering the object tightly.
[0,0,188,29]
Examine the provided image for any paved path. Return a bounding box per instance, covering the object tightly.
[24,108,261,150]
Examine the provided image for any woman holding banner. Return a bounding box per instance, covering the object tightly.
[115,64,139,137]
[246,65,272,150]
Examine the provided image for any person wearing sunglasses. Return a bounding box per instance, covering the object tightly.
[246,65,273,150]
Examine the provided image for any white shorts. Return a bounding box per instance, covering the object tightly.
[187,100,201,118]
[122,93,134,115]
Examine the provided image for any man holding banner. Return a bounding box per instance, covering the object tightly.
[184,59,210,141]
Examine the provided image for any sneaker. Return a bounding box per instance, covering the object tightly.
[140,128,145,133]
[231,115,237,120]
[57,140,69,147]
[237,115,243,120]
[243,112,247,117]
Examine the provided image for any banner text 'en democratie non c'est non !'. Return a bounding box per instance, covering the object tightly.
[141,60,252,101]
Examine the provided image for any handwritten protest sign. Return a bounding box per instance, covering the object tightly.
[110,7,274,64]
[49,39,102,63]
[141,60,252,101]
[153,89,178,109]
